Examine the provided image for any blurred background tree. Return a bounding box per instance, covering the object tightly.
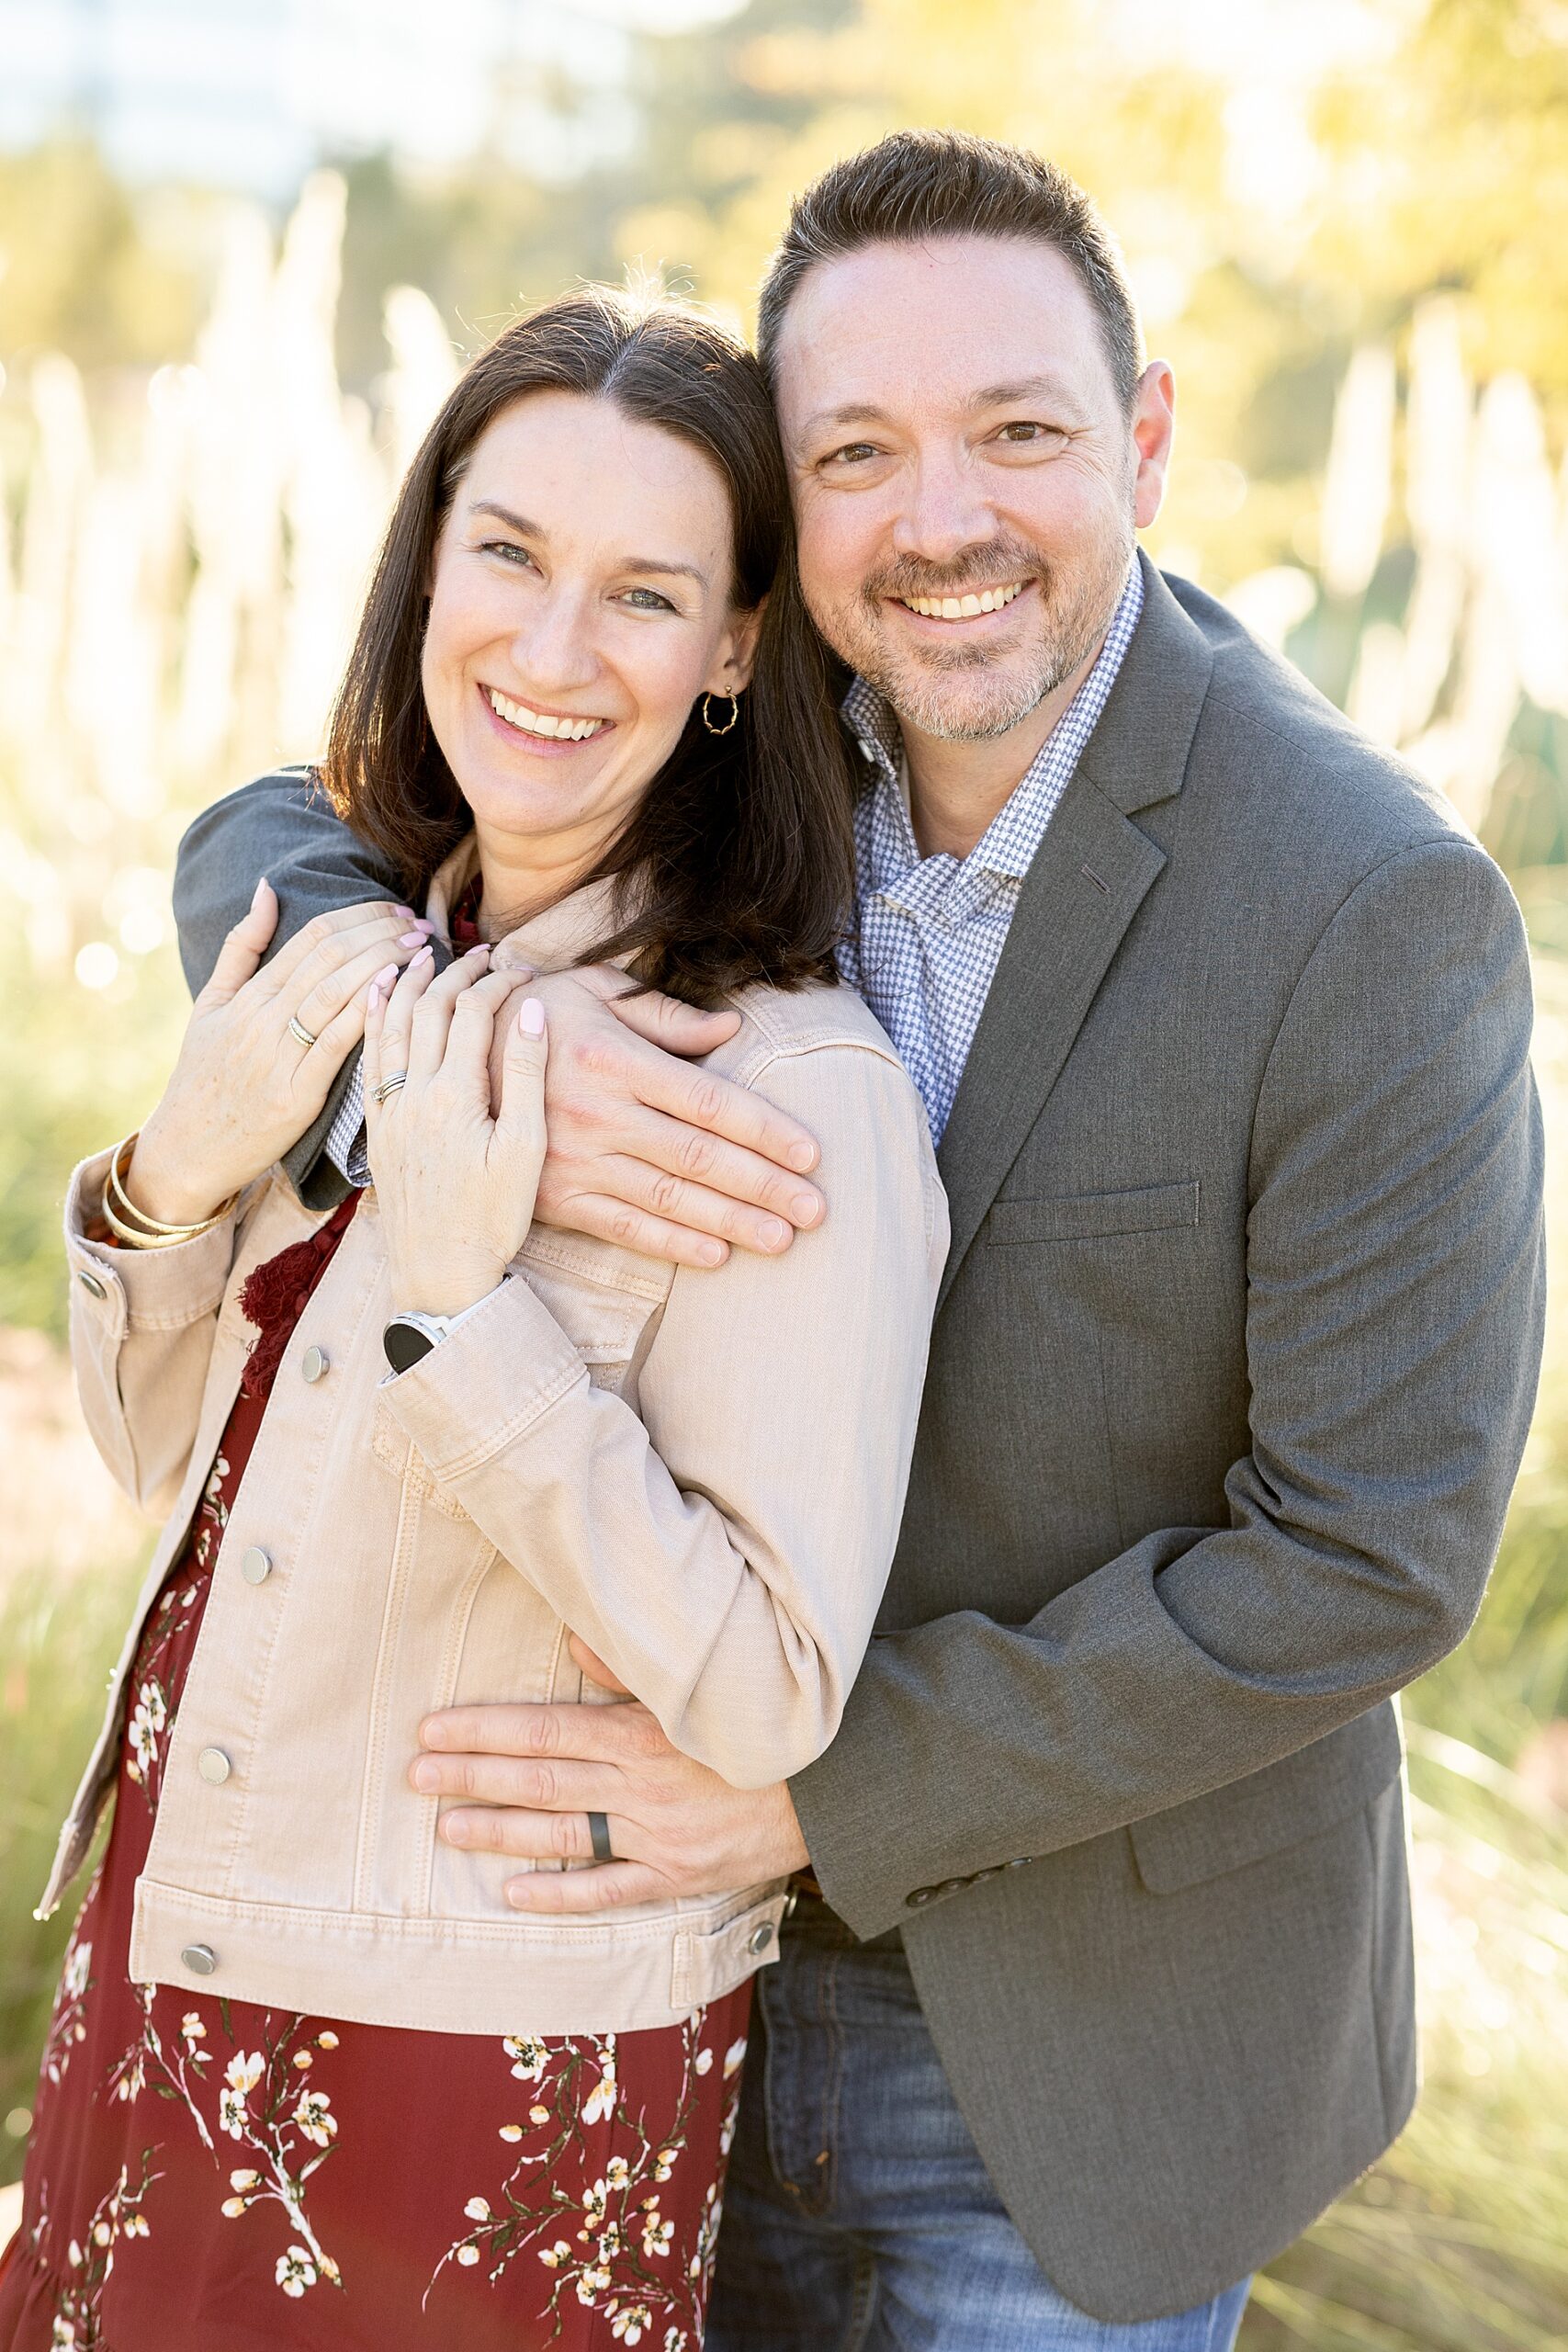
[1,5,1566,2344]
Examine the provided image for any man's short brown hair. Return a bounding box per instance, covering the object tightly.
[757,129,1143,411]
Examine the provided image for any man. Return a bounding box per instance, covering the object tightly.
[174,132,1543,2347]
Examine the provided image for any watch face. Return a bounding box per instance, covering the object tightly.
[383,1318,437,1374]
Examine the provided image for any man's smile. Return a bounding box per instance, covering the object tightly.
[893,579,1029,621]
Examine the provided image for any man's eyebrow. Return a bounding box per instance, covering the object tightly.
[797,402,896,441]
[964,375,1086,413]
[797,378,1089,443]
[467,502,708,589]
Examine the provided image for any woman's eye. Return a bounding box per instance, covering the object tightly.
[823,442,881,468]
[480,539,536,567]
[620,587,677,613]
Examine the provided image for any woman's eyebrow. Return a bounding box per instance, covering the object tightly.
[467,502,706,590]
[469,499,540,534]
[620,556,710,589]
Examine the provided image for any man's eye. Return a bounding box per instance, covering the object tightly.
[995,422,1064,446]
[620,587,677,613]
[823,442,880,468]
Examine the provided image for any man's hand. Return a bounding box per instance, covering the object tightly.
[410,1672,811,1912]
[487,956,826,1270]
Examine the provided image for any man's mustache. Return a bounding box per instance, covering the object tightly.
[861,541,1046,608]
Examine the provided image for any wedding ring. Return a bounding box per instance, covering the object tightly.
[588,1812,615,1864]
[372,1070,409,1104]
[287,1014,318,1050]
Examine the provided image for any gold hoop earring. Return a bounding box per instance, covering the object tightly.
[701,691,740,736]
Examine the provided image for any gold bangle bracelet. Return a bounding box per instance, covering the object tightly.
[101,1135,237,1249]
[104,1138,236,1250]
[100,1194,191,1250]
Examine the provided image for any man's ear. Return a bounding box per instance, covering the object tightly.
[1132,362,1176,531]
[705,595,768,698]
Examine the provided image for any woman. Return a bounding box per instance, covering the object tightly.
[1,289,945,2351]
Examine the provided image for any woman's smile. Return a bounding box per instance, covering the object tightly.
[478,681,615,753]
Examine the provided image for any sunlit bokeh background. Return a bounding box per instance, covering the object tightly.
[2,3,1566,2341]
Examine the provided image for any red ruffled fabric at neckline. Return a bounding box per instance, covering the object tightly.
[238,1188,361,1401]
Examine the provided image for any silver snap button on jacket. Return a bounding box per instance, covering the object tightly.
[747,1922,775,1956]
[301,1344,329,1383]
[240,1545,272,1585]
[197,1747,232,1785]
[75,1268,107,1300]
[181,1943,218,1975]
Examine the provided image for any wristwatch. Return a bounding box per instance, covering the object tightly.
[382,1310,461,1374]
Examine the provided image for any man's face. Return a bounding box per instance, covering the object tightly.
[774,235,1171,741]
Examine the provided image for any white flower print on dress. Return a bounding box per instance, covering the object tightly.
[35,2154,160,2350]
[504,2035,547,2083]
[276,2245,318,2297]
[292,2088,336,2148]
[428,2016,738,2338]
[40,1935,94,2088]
[220,2051,265,2139]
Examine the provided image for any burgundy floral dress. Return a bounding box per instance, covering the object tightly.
[0,1194,750,2352]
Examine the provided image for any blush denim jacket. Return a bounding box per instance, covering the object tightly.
[44,876,947,2035]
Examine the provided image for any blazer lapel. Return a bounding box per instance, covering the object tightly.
[934,558,1214,1313]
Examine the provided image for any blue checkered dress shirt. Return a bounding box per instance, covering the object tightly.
[836,561,1144,1145]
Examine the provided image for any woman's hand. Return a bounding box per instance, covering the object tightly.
[127,882,428,1227]
[365,944,549,1319]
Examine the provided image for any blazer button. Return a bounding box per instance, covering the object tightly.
[301,1344,329,1384]
[75,1268,107,1300]
[197,1747,232,1785]
[240,1545,272,1585]
[181,1943,218,1975]
[747,1922,775,1956]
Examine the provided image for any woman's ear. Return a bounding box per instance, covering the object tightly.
[705,596,767,699]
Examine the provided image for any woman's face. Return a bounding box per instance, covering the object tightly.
[422,390,760,883]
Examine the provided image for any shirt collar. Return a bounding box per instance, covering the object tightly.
[423,833,630,969]
[842,557,1145,887]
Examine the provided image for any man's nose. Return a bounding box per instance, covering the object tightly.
[891,450,995,569]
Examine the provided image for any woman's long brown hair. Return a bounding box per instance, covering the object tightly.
[322,286,856,1005]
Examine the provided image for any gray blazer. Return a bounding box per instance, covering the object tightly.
[171,557,1544,2322]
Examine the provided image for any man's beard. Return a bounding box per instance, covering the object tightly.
[826,509,1134,743]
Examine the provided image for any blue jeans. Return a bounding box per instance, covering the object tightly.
[706,1898,1250,2352]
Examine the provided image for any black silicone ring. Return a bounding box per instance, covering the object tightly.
[588,1811,615,1864]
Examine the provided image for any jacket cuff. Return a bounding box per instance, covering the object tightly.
[379,1273,586,1478]
[64,1150,239,1334]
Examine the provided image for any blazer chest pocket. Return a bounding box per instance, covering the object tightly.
[986,1180,1200,1245]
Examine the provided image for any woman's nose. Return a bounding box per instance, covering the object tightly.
[508,587,601,694]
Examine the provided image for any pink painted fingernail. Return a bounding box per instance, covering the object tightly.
[399,930,427,948]
[466,942,490,958]
[519,998,545,1037]
[412,943,434,964]
[375,962,399,989]
[394,906,417,921]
